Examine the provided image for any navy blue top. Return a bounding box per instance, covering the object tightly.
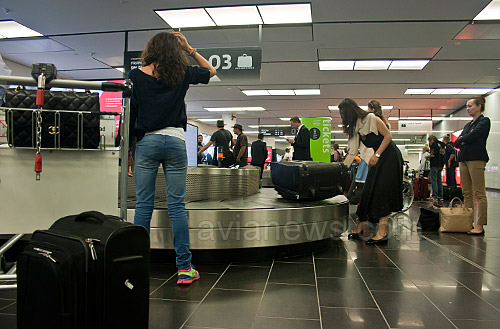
[455,114,490,162]
[128,66,210,142]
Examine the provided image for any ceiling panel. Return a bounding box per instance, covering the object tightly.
[0,37,73,54]
[433,40,500,60]
[312,0,491,22]
[262,25,313,42]
[313,22,468,48]
[58,68,123,80]
[4,52,110,70]
[455,23,500,40]
[51,33,125,58]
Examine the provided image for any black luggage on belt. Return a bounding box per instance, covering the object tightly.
[17,211,150,329]
[271,160,348,201]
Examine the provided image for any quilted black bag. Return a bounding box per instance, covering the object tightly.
[5,88,100,149]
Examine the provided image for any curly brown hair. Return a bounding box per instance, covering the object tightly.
[141,32,188,88]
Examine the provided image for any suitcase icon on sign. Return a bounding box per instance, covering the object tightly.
[237,54,253,68]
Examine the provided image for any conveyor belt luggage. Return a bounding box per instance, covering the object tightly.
[271,160,348,201]
[17,211,150,329]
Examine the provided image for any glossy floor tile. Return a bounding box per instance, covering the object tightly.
[3,193,500,328]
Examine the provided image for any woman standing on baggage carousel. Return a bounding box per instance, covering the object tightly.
[455,96,490,235]
[128,32,216,284]
[339,98,403,244]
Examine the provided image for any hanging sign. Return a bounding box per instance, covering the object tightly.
[301,117,331,163]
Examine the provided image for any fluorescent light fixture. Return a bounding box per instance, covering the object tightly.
[0,20,43,38]
[210,75,221,82]
[294,89,321,95]
[354,60,392,70]
[268,89,295,96]
[328,106,339,110]
[242,90,269,96]
[257,3,312,24]
[205,107,266,112]
[359,105,394,110]
[243,131,260,134]
[206,6,262,26]
[404,89,436,94]
[248,124,290,128]
[319,61,355,71]
[155,8,215,28]
[330,138,348,141]
[330,130,343,133]
[459,88,494,95]
[280,117,291,121]
[337,124,344,127]
[115,67,125,73]
[392,138,411,141]
[432,88,464,95]
[389,60,430,70]
[474,0,500,20]
[198,119,220,122]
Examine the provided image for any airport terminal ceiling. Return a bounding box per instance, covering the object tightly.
[0,0,499,144]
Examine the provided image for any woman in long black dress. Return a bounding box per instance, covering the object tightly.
[340,98,403,244]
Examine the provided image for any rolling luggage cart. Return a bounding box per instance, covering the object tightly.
[0,70,133,290]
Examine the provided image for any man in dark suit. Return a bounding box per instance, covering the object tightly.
[287,116,311,160]
[251,133,268,179]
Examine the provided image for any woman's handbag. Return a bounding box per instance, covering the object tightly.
[439,197,474,233]
[4,87,100,149]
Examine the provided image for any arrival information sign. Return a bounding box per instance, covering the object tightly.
[301,117,331,163]
[125,47,261,81]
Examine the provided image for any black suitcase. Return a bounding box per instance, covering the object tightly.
[270,161,348,201]
[443,186,463,201]
[5,88,101,149]
[17,211,150,329]
[417,207,440,231]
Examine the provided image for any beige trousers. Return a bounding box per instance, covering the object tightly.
[459,161,487,226]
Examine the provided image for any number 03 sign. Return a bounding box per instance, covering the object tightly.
[192,47,262,82]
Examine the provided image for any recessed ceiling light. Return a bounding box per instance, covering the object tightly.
[155,8,215,28]
[474,0,500,20]
[280,117,292,121]
[198,119,220,122]
[257,3,312,24]
[328,106,339,110]
[432,89,464,95]
[389,60,430,70]
[242,90,270,96]
[359,105,394,110]
[319,61,355,71]
[459,88,494,95]
[268,90,295,96]
[354,60,392,70]
[404,89,436,94]
[0,20,43,38]
[205,107,266,112]
[206,6,262,26]
[294,89,321,95]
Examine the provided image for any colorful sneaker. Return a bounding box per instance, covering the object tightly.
[177,265,200,285]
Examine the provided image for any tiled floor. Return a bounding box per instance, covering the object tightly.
[2,192,500,328]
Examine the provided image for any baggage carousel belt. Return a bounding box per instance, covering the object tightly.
[127,189,349,250]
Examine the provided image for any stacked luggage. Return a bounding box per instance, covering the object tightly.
[413,177,429,200]
[17,211,150,329]
[271,161,348,201]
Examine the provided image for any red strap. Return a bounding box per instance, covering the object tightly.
[35,154,42,173]
[36,89,45,107]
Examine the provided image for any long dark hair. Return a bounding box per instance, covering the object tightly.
[141,32,188,88]
[338,98,368,139]
[368,100,390,129]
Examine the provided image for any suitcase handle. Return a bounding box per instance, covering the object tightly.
[75,211,107,224]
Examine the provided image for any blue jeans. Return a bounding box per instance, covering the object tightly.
[430,167,443,199]
[134,134,191,269]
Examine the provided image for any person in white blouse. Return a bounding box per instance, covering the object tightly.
[340,98,404,245]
